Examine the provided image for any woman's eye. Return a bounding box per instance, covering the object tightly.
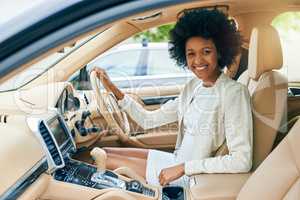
[203,49,211,55]
[186,52,194,57]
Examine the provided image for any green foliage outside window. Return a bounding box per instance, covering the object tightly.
[133,24,175,42]
[272,12,300,38]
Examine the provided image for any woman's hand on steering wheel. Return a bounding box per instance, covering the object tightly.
[90,67,130,142]
[92,68,111,88]
[91,67,124,101]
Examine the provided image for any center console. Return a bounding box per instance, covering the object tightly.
[30,111,187,200]
[53,158,156,197]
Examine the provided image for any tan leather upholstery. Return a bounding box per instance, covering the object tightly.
[90,147,107,170]
[247,25,283,80]
[189,173,251,200]
[237,119,300,199]
[113,167,146,184]
[238,25,287,170]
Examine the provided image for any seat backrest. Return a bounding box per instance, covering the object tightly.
[237,118,300,199]
[237,24,288,169]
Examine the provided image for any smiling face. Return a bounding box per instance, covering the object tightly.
[185,36,220,85]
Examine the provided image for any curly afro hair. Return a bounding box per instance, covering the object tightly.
[169,9,242,69]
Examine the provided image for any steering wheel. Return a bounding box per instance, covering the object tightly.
[90,71,130,142]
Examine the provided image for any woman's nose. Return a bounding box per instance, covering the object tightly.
[194,54,203,64]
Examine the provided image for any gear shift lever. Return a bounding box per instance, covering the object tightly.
[90,147,107,171]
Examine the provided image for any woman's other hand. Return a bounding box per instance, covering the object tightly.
[158,163,185,186]
[91,67,124,100]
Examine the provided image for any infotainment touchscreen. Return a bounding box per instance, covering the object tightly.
[47,116,68,147]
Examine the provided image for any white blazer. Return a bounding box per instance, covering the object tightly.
[118,73,253,176]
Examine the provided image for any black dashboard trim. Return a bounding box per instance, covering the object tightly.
[0,159,48,200]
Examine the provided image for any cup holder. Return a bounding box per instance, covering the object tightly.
[162,186,184,200]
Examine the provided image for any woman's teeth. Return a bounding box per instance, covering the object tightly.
[195,65,208,70]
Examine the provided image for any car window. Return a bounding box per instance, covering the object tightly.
[87,50,142,78]
[147,49,187,75]
[272,12,300,82]
[70,23,194,90]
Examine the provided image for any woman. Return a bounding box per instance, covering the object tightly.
[93,9,253,187]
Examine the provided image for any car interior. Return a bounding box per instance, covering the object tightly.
[0,0,300,200]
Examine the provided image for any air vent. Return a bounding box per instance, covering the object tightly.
[39,121,64,167]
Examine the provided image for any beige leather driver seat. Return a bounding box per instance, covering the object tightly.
[237,24,288,169]
[189,25,288,200]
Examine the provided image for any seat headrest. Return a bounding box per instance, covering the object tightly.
[248,25,283,80]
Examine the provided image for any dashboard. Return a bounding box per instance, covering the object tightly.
[0,82,104,199]
[0,82,177,200]
[52,83,103,144]
[2,110,157,200]
[0,111,77,199]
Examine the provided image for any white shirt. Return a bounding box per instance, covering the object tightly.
[176,83,225,164]
[118,73,253,176]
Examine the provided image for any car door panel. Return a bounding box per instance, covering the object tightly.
[122,84,183,109]
[134,124,178,151]
[121,85,182,150]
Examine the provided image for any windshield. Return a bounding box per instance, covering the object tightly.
[0,35,95,92]
[0,1,45,25]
